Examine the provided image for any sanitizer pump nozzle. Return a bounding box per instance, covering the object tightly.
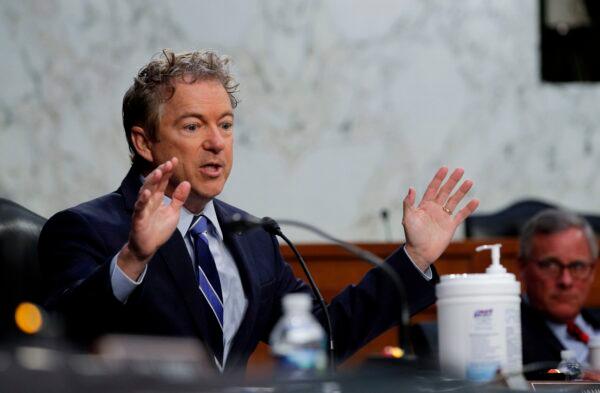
[475,243,506,274]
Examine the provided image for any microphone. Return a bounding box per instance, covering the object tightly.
[226,213,336,372]
[224,213,415,361]
[227,214,281,236]
[380,208,393,242]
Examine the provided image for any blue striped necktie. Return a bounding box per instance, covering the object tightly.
[189,215,224,363]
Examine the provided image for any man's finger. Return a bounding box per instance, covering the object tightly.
[403,187,416,222]
[133,188,152,220]
[170,181,191,210]
[156,157,180,193]
[157,160,174,193]
[434,168,464,205]
[443,179,473,213]
[420,167,448,204]
[140,165,164,195]
[453,199,480,225]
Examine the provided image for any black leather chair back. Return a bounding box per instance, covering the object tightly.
[465,199,556,238]
[0,198,46,336]
[465,199,600,239]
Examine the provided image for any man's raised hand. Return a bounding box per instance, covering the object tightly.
[118,157,191,279]
[403,167,479,272]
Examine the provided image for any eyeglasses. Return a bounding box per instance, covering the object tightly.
[534,258,596,280]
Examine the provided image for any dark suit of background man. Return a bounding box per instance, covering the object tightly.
[38,50,479,372]
[519,209,599,371]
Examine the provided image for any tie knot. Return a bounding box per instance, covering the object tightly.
[189,215,211,237]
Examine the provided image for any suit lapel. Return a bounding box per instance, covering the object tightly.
[214,201,262,369]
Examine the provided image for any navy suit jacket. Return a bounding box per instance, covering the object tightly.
[38,167,438,371]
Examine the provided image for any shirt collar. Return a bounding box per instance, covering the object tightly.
[199,200,224,240]
[160,195,224,241]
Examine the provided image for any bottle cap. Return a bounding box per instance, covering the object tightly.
[561,349,576,360]
[282,293,312,312]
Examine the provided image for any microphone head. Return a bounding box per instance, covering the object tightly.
[223,213,281,235]
[261,217,281,235]
[223,212,262,233]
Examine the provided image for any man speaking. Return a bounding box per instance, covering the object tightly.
[38,50,479,372]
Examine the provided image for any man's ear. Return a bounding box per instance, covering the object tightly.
[131,126,154,163]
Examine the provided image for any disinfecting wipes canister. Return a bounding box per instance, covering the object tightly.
[436,244,522,382]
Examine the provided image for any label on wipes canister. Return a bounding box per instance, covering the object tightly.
[504,307,523,373]
[465,306,522,380]
[468,308,500,376]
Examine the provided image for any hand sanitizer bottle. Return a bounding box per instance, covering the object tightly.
[437,243,523,381]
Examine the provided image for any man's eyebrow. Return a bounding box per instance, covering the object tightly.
[218,111,234,120]
[174,111,234,122]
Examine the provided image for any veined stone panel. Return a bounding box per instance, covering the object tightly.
[1,0,600,242]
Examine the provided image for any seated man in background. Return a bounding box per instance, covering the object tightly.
[519,209,599,369]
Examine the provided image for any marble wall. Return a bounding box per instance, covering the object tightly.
[2,0,600,242]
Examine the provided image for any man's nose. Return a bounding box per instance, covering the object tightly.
[202,126,226,152]
[557,267,574,287]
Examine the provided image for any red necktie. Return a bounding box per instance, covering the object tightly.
[567,321,590,344]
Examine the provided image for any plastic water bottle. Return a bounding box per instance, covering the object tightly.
[270,293,327,378]
[557,350,582,380]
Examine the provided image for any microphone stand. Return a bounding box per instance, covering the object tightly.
[272,219,414,361]
[225,213,416,366]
